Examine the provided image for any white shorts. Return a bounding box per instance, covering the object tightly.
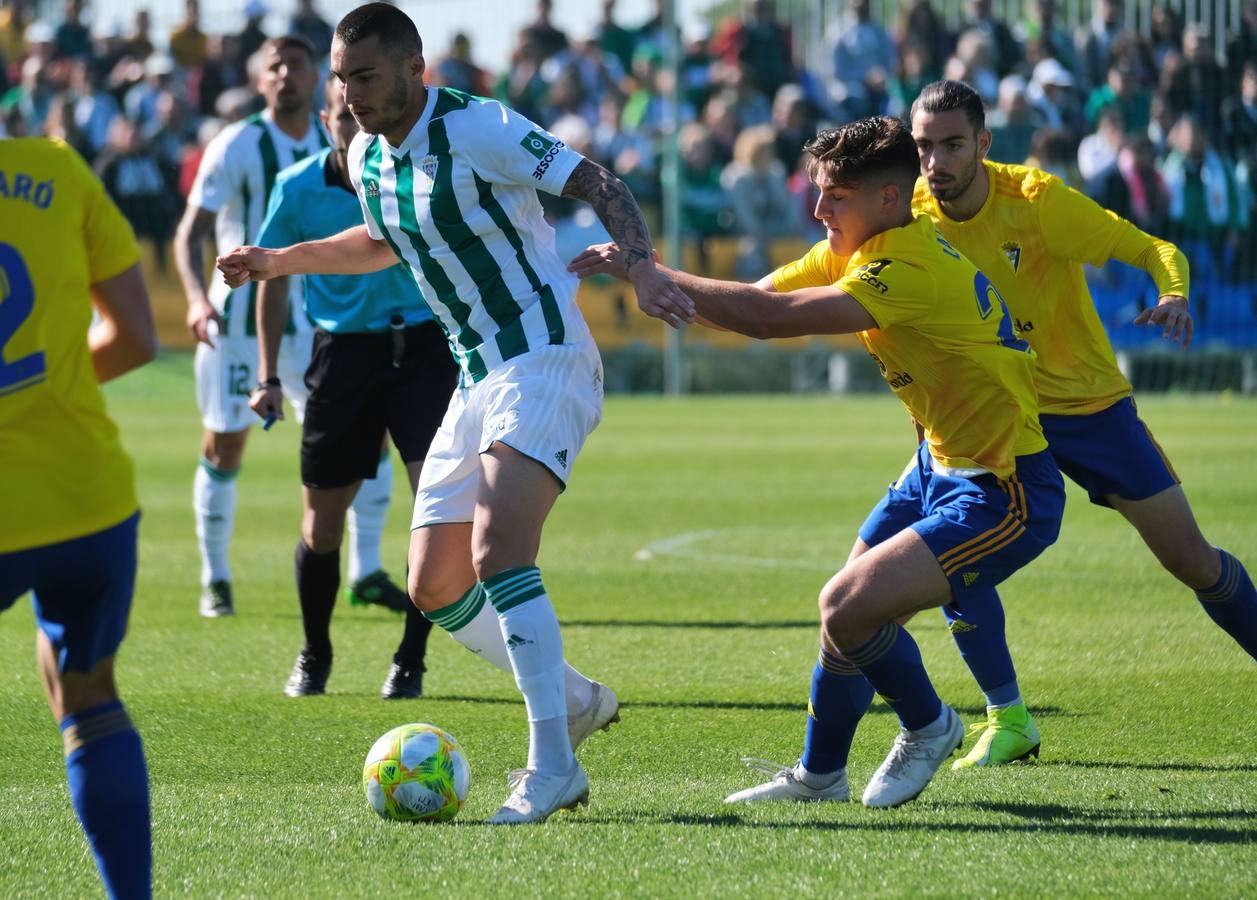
[411,339,604,528]
[194,332,312,433]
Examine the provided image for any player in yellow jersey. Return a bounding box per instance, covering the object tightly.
[569,116,1066,808]
[0,137,157,898]
[909,80,1257,770]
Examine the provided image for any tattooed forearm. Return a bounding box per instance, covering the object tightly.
[562,159,654,271]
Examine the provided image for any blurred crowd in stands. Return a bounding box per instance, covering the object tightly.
[2,0,1256,298]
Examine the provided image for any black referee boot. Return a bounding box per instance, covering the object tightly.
[380,660,424,699]
[284,649,332,697]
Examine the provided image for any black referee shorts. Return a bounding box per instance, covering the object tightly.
[301,321,458,489]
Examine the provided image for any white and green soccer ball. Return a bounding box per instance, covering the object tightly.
[362,723,470,823]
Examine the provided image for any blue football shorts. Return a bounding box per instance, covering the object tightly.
[0,512,139,674]
[859,442,1065,599]
[1040,396,1180,507]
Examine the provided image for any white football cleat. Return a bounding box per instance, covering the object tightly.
[862,705,964,808]
[568,681,620,749]
[488,762,589,825]
[724,758,850,804]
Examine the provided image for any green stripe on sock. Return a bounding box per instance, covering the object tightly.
[199,457,238,482]
[484,566,546,613]
[422,584,485,632]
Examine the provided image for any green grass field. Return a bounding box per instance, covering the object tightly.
[2,353,1255,898]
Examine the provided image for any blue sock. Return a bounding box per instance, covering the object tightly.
[1196,548,1257,661]
[800,649,876,774]
[60,701,151,900]
[941,588,1022,707]
[841,622,942,731]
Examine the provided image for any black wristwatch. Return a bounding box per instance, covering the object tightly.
[255,376,281,391]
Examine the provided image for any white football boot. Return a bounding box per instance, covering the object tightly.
[862,705,964,808]
[488,761,590,825]
[568,681,621,749]
[724,758,850,804]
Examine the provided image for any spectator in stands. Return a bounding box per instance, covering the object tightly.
[1085,59,1150,132]
[4,45,55,133]
[1159,114,1241,285]
[678,121,732,270]
[962,0,1020,77]
[71,58,120,161]
[596,0,636,75]
[1222,61,1257,160]
[770,83,815,173]
[194,34,247,118]
[521,0,568,64]
[1028,56,1081,136]
[986,74,1043,165]
[548,33,625,123]
[827,0,895,121]
[1148,3,1182,69]
[0,1,30,75]
[722,123,797,278]
[94,116,178,266]
[888,42,933,118]
[237,0,269,65]
[1164,25,1226,133]
[431,32,491,97]
[1079,106,1126,183]
[1227,0,1257,89]
[1231,144,1257,283]
[126,54,175,125]
[144,88,196,177]
[1017,0,1075,74]
[495,33,548,124]
[1118,135,1171,237]
[53,0,91,61]
[894,0,951,80]
[711,0,794,104]
[1026,127,1081,188]
[1075,0,1123,92]
[1147,90,1175,155]
[701,90,741,167]
[169,0,207,70]
[289,0,332,59]
[123,9,154,64]
[592,92,657,206]
[953,28,999,105]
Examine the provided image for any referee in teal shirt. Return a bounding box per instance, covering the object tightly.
[250,76,458,701]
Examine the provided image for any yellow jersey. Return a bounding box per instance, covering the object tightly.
[912,160,1189,415]
[772,215,1046,478]
[0,138,141,553]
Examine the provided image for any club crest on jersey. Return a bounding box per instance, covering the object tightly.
[420,154,438,181]
[1001,241,1022,272]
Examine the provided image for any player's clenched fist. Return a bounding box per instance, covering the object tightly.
[216,246,281,288]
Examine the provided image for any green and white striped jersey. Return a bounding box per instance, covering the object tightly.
[188,110,327,339]
[348,88,592,382]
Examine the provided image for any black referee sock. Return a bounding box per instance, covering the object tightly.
[395,604,433,672]
[295,540,340,659]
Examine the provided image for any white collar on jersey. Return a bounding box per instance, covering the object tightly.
[380,87,439,159]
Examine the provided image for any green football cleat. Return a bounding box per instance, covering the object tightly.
[952,702,1041,770]
[346,570,410,613]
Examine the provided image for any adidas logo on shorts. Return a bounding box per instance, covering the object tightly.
[554,449,568,469]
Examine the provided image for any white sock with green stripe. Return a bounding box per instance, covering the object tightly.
[424,583,596,715]
[483,566,573,774]
[194,458,236,586]
[346,453,392,584]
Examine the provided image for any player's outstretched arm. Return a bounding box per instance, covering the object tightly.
[88,263,157,383]
[217,225,395,288]
[561,160,695,328]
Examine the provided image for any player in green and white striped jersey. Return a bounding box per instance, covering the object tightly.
[176,35,404,622]
[218,3,695,825]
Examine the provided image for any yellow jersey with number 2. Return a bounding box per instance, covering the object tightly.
[772,215,1045,478]
[0,137,140,553]
[913,161,1189,415]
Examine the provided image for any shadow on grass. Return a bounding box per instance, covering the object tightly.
[1037,759,1257,773]
[425,695,1071,717]
[563,619,817,630]
[563,809,1256,845]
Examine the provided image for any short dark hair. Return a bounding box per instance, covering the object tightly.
[803,116,919,192]
[261,34,318,62]
[335,3,422,57]
[910,80,986,132]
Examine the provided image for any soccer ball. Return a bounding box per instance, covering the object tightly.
[362,723,471,823]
